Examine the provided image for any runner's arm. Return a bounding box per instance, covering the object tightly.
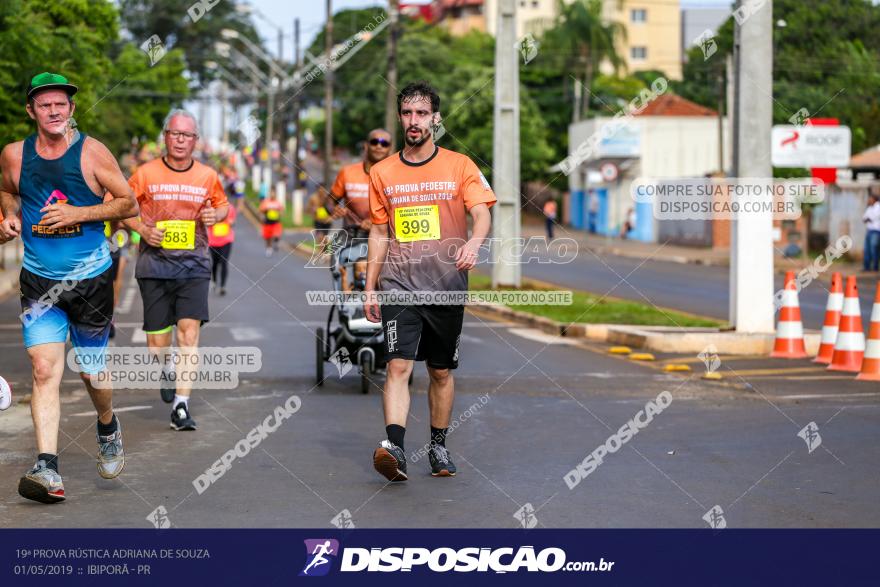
[0,144,22,241]
[39,141,138,228]
[455,203,491,271]
[364,222,389,322]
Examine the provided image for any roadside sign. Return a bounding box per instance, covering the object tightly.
[771,125,851,168]
[600,162,619,182]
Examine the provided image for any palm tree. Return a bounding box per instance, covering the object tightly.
[546,0,627,122]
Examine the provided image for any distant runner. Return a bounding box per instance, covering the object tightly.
[0,72,139,503]
[259,189,283,257]
[365,81,495,481]
[124,109,228,431]
[209,204,236,295]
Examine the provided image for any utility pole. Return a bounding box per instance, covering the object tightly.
[293,18,303,192]
[730,0,774,333]
[324,0,334,190]
[220,80,228,146]
[384,0,399,148]
[491,0,521,288]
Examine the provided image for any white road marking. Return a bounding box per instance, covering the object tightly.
[70,405,152,417]
[459,333,482,344]
[230,327,264,341]
[777,392,880,400]
[506,328,578,345]
[226,392,284,401]
[117,287,137,315]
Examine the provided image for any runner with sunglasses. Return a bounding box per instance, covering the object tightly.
[330,129,393,241]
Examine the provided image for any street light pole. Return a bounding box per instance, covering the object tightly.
[384,0,399,149]
[324,0,334,190]
[491,0,521,288]
[293,17,303,192]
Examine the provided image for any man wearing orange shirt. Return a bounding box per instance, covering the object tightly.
[330,128,392,238]
[365,81,495,482]
[124,109,228,431]
[330,128,392,289]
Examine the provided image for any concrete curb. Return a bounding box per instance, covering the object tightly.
[469,302,821,356]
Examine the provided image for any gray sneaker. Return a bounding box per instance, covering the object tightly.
[97,419,125,479]
[18,460,65,503]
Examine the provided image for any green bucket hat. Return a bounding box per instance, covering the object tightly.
[27,72,78,101]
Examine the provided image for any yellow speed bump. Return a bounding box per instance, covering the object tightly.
[702,372,723,380]
[663,364,692,372]
[609,346,632,355]
[629,353,655,361]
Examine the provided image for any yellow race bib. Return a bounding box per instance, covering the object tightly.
[213,222,230,237]
[394,205,440,242]
[156,220,195,250]
[266,209,280,221]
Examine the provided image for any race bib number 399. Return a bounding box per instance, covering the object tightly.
[394,205,440,242]
[156,220,196,250]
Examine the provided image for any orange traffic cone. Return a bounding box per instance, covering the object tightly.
[827,276,865,372]
[813,272,844,364]
[857,282,880,382]
[771,271,808,359]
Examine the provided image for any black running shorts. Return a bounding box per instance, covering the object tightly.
[137,278,210,333]
[381,304,464,369]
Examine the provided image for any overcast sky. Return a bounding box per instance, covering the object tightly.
[248,0,736,60]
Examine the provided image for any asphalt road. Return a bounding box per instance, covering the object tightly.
[0,214,878,528]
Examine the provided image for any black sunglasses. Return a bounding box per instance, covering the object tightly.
[369,138,391,147]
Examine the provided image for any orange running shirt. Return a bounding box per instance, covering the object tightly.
[331,162,371,226]
[128,157,228,279]
[369,147,496,293]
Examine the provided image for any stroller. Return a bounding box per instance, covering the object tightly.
[315,230,386,393]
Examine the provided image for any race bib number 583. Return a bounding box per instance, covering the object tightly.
[394,205,440,242]
[156,220,195,250]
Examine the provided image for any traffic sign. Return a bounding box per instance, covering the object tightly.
[771,125,851,168]
[600,162,619,182]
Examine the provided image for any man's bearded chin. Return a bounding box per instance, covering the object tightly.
[404,128,430,147]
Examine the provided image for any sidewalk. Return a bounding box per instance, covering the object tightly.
[526,222,880,287]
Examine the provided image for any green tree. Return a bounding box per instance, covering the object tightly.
[0,0,118,142]
[676,0,880,153]
[117,0,261,84]
[543,0,626,121]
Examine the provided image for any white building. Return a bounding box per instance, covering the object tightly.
[566,93,730,242]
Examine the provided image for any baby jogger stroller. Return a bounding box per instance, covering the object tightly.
[315,231,385,393]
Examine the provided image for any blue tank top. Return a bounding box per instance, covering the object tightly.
[19,133,110,280]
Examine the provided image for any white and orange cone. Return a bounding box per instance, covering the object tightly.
[771,271,808,359]
[827,276,865,372]
[856,282,880,382]
[813,272,844,364]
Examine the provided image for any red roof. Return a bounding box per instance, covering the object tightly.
[439,0,483,7]
[850,145,880,168]
[634,93,717,117]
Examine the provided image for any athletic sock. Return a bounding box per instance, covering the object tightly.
[38,453,58,473]
[386,424,405,450]
[173,395,190,407]
[430,426,448,448]
[97,414,118,436]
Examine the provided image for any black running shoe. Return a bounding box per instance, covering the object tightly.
[160,368,175,404]
[428,444,457,477]
[170,402,197,431]
[373,440,407,482]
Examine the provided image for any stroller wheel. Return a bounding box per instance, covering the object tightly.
[315,327,325,386]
